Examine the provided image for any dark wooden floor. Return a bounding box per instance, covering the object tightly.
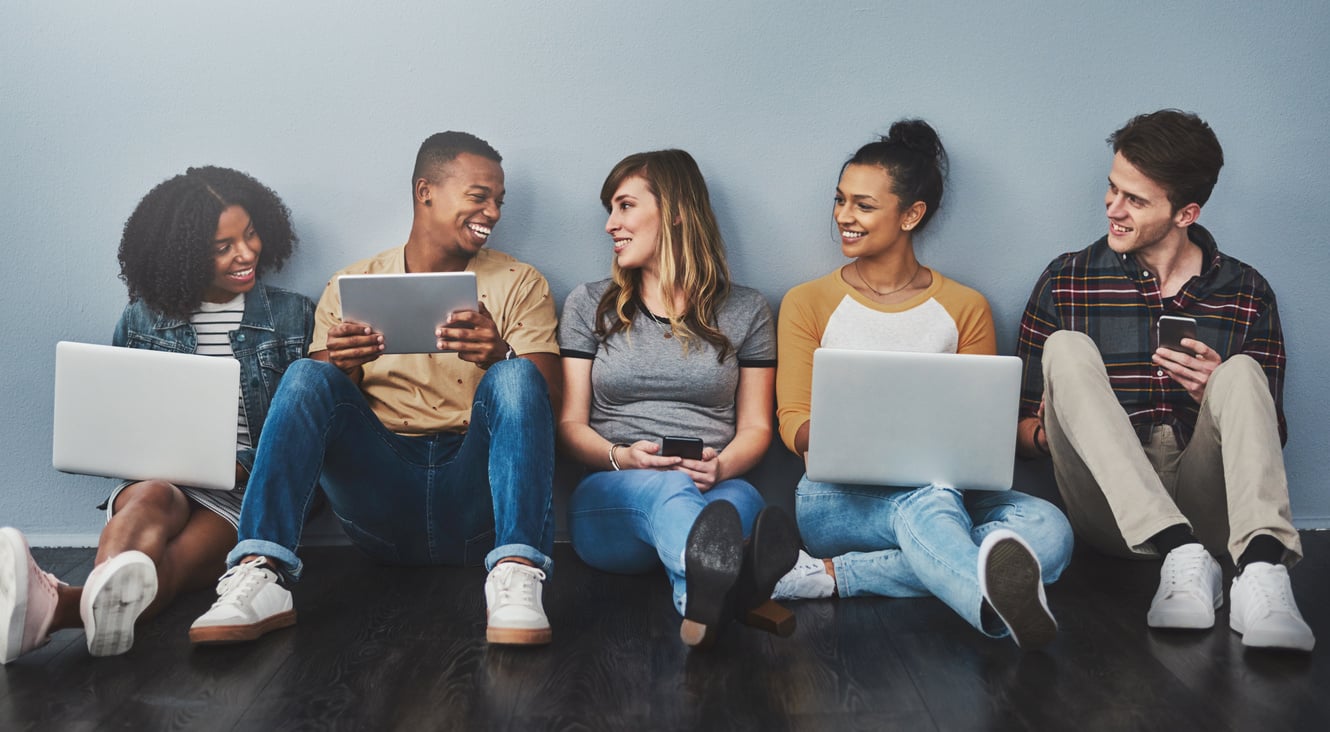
[3,532,1328,731]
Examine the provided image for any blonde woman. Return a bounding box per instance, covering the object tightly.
[558,149,798,648]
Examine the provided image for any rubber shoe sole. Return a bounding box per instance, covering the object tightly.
[486,619,552,645]
[681,502,744,649]
[735,507,800,637]
[981,533,1056,649]
[189,610,297,645]
[83,552,157,657]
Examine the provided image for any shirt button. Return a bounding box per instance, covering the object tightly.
[1157,369,1164,377]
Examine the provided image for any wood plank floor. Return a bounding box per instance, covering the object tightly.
[4,532,1327,731]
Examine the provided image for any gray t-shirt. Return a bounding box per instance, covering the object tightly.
[559,279,777,450]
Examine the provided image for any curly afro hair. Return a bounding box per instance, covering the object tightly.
[117,166,297,320]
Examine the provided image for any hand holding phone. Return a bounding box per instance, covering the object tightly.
[660,435,704,460]
[1157,315,1199,356]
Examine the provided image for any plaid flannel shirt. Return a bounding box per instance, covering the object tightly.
[1016,224,1287,447]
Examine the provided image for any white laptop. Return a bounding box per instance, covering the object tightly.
[52,341,239,491]
[338,272,478,354]
[806,348,1022,491]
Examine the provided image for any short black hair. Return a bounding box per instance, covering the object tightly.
[117,166,297,321]
[1109,109,1224,212]
[844,119,949,233]
[412,131,502,188]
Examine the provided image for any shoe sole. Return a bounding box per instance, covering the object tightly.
[1231,614,1315,652]
[83,552,158,657]
[1,528,30,663]
[189,609,298,645]
[487,624,553,645]
[982,536,1056,649]
[681,502,744,649]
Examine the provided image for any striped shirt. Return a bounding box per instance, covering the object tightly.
[1016,224,1286,447]
[191,294,252,449]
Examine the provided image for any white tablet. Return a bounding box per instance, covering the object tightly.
[338,272,478,354]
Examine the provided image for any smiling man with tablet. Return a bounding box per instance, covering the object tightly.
[191,131,563,647]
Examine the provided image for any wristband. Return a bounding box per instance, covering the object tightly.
[608,443,629,471]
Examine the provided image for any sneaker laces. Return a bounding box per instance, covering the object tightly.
[492,564,545,607]
[1159,547,1211,601]
[212,558,277,608]
[1246,566,1296,616]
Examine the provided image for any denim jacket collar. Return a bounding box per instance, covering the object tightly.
[150,283,277,333]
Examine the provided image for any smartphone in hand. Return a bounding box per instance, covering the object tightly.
[660,436,704,460]
[1158,315,1199,355]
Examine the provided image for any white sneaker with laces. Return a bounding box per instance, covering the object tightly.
[978,529,1057,649]
[1230,562,1315,651]
[2,527,63,664]
[485,562,551,645]
[772,550,835,600]
[81,550,157,657]
[189,557,295,645]
[1148,543,1222,629]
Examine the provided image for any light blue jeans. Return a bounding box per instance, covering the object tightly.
[568,469,765,615]
[796,477,1073,637]
[231,358,556,580]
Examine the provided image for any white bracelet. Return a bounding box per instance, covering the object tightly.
[608,443,628,471]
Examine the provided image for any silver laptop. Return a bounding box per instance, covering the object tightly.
[52,341,239,491]
[338,272,478,354]
[806,348,1021,490]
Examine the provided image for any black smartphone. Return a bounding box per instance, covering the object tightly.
[1158,315,1199,355]
[660,436,704,460]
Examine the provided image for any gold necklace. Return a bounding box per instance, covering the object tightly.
[855,259,920,298]
[643,306,674,339]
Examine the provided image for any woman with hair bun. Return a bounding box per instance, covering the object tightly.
[558,149,799,649]
[2,167,314,663]
[771,120,1074,648]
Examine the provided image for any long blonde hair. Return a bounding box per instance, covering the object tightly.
[594,149,734,362]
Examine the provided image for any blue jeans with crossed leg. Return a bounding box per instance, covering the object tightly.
[568,468,766,615]
[230,358,556,580]
[796,478,1073,637]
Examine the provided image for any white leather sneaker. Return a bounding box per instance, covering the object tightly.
[81,550,157,657]
[1147,543,1222,629]
[189,557,295,644]
[485,562,551,645]
[772,550,835,601]
[1230,562,1315,651]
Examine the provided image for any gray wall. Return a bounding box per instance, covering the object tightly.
[4,1,1328,544]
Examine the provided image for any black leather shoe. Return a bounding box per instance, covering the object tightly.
[679,501,744,649]
[733,507,800,636]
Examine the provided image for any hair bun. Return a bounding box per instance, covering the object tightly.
[885,119,944,162]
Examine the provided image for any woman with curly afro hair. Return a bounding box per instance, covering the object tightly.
[2,166,315,663]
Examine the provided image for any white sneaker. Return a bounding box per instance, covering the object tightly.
[189,557,295,645]
[1,527,62,664]
[1148,543,1222,629]
[1230,562,1315,651]
[485,562,551,645]
[772,550,835,600]
[81,551,157,657]
[978,529,1057,649]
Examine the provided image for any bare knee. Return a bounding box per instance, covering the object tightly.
[113,480,189,521]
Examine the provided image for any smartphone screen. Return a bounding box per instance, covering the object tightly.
[660,436,704,460]
[1158,315,1199,354]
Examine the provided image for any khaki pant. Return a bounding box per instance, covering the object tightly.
[1041,330,1300,564]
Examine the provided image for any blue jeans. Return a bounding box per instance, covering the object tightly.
[568,469,765,615]
[796,477,1073,637]
[231,358,555,580]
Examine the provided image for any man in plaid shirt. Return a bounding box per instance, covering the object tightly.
[1015,110,1312,651]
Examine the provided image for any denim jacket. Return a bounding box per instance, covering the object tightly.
[112,283,315,472]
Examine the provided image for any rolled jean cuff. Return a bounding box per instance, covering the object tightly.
[486,543,553,577]
[228,539,304,582]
